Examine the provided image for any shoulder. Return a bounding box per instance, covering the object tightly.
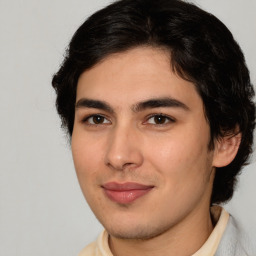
[215,215,256,256]
[78,230,112,256]
[78,241,97,256]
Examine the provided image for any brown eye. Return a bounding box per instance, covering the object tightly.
[147,114,174,125]
[93,115,104,124]
[85,115,111,125]
[154,115,167,124]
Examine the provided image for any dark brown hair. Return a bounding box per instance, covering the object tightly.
[52,0,255,204]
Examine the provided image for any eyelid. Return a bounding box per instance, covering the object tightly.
[145,113,176,125]
[79,113,175,126]
[81,114,111,125]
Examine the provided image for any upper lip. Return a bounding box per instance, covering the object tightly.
[102,182,154,191]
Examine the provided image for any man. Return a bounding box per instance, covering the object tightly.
[52,0,255,255]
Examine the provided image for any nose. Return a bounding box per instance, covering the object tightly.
[104,125,143,171]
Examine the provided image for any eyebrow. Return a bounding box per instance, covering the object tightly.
[132,97,189,112]
[75,98,114,113]
[75,97,189,113]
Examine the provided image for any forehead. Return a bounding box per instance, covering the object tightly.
[76,47,202,111]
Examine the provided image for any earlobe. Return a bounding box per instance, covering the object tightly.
[212,132,241,168]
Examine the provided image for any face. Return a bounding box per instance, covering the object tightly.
[72,47,217,240]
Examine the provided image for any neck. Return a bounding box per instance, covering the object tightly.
[109,206,213,256]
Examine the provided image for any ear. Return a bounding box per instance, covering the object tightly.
[212,132,241,168]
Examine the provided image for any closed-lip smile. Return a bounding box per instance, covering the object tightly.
[102,182,154,204]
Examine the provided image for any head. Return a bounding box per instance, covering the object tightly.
[52,0,255,238]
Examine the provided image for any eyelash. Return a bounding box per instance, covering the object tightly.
[81,113,175,126]
[81,114,111,126]
[145,114,176,125]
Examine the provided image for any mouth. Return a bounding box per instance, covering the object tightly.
[102,182,154,204]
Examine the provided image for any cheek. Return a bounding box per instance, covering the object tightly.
[71,134,103,182]
[145,125,212,183]
[146,133,213,214]
[151,137,207,168]
[71,135,105,206]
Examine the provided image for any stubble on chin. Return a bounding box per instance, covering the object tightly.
[106,221,174,241]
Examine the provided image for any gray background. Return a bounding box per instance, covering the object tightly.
[0,0,255,255]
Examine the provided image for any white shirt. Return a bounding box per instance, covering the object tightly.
[79,206,230,256]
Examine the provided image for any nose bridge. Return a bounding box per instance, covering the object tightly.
[104,122,143,170]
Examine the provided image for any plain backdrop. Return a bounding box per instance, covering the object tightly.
[0,0,255,255]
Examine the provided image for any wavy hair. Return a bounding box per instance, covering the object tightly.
[52,0,255,204]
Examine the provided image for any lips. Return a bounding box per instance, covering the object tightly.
[102,182,154,204]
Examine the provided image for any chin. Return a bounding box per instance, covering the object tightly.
[105,221,171,240]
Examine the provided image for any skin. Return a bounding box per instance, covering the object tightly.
[72,47,239,256]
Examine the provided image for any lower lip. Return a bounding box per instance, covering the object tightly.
[104,188,152,204]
